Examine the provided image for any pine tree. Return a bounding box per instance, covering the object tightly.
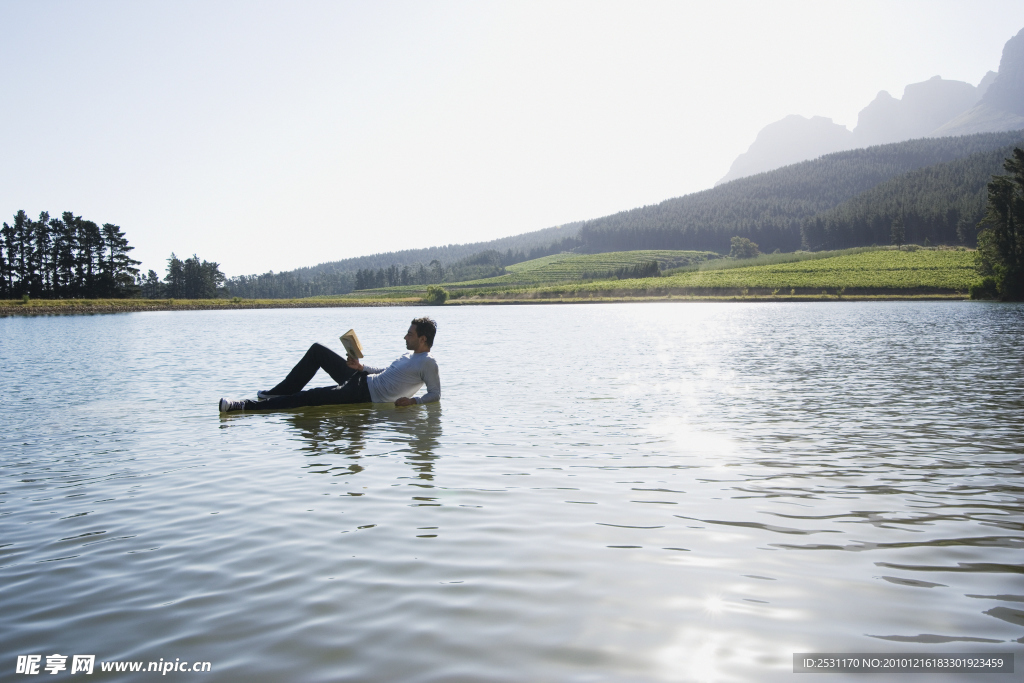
[31,212,52,296]
[165,253,184,297]
[977,147,1024,300]
[100,223,141,297]
[890,217,906,250]
[78,218,103,296]
[11,210,31,295]
[140,270,164,298]
[0,221,11,297]
[53,215,78,297]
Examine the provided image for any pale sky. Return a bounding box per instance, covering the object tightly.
[3,0,1024,277]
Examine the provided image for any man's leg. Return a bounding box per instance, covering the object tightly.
[266,343,356,396]
[241,372,371,411]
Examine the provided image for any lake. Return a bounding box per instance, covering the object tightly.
[1,302,1021,682]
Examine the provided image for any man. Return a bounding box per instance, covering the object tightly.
[219,317,440,412]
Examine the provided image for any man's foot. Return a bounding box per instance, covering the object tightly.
[219,398,246,413]
[256,389,280,400]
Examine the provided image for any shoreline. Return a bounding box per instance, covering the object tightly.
[0,298,424,317]
[449,293,968,304]
[1,293,970,316]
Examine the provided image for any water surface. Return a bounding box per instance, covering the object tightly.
[1,302,1021,682]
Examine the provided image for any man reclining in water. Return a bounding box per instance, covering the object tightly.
[219,317,440,412]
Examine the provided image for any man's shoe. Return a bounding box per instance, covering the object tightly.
[219,398,245,413]
[256,389,280,400]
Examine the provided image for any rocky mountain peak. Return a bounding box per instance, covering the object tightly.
[982,27,1024,116]
[716,28,1024,186]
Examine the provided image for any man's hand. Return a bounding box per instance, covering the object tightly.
[346,356,363,371]
[394,397,417,407]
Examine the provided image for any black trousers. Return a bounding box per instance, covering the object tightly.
[242,343,372,410]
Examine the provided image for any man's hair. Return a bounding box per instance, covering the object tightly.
[412,317,437,347]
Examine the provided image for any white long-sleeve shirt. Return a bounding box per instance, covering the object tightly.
[364,351,441,404]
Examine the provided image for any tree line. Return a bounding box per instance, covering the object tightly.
[355,262,444,290]
[1,210,140,298]
[975,147,1024,300]
[224,269,353,299]
[611,260,660,279]
[0,209,234,300]
[800,144,1016,250]
[137,254,226,299]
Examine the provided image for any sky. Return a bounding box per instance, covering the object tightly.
[3,0,1024,277]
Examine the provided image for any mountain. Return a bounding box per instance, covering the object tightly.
[233,130,1024,298]
[853,76,982,146]
[983,28,1024,116]
[717,28,1024,185]
[931,28,1024,136]
[577,130,1024,255]
[715,115,852,186]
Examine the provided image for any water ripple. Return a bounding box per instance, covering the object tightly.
[2,302,1022,682]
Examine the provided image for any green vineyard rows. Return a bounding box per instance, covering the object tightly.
[347,247,979,299]
[536,249,978,295]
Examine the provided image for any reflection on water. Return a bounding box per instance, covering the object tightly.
[1,302,1022,682]
[280,404,442,483]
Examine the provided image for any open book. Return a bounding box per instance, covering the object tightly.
[339,329,364,359]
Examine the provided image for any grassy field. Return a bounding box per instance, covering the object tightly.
[476,249,714,285]
[664,248,976,292]
[349,246,977,300]
[662,246,894,274]
[449,247,979,299]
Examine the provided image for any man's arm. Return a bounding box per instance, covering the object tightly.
[347,357,384,374]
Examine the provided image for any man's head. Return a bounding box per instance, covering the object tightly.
[405,317,437,352]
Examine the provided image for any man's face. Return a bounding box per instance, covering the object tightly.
[404,324,423,350]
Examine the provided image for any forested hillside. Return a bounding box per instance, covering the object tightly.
[801,143,1023,249]
[225,223,582,298]
[227,130,1024,298]
[294,223,582,277]
[576,131,1024,254]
